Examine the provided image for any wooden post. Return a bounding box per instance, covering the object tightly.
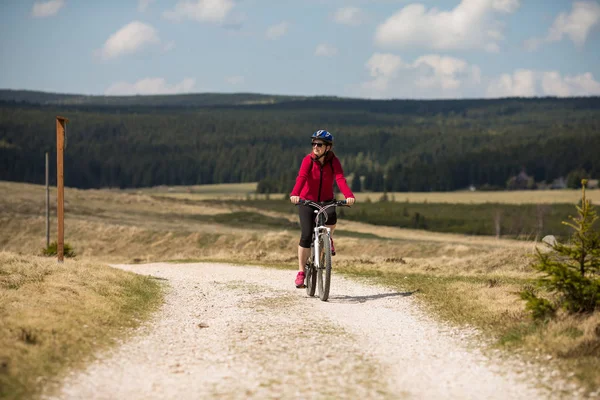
[45,152,50,248]
[56,116,69,262]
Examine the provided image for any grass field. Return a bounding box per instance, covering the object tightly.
[353,188,600,204]
[0,252,163,400]
[1,180,599,395]
[129,182,258,200]
[134,181,600,204]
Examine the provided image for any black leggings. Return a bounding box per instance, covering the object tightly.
[298,202,337,248]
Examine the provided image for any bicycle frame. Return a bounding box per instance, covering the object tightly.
[300,199,347,269]
[296,199,349,300]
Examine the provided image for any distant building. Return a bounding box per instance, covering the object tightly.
[507,169,534,190]
[536,181,550,190]
[587,179,599,189]
[550,177,567,190]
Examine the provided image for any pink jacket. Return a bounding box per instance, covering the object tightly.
[290,152,354,202]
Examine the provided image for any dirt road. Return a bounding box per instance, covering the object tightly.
[48,262,564,399]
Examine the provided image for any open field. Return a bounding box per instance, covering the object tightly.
[1,180,599,395]
[353,189,600,205]
[128,182,258,200]
[134,181,600,204]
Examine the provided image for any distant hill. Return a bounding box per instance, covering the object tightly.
[3,88,599,115]
[0,89,315,107]
[1,89,599,191]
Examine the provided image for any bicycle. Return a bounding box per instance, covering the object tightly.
[297,199,349,301]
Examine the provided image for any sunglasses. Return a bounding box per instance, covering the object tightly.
[311,142,327,148]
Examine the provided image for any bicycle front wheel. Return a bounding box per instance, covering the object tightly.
[306,247,317,297]
[317,235,332,301]
[306,262,317,297]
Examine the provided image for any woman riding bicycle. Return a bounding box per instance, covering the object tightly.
[289,130,356,288]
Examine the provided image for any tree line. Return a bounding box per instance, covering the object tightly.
[0,92,599,191]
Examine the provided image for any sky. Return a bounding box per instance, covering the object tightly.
[1,0,599,99]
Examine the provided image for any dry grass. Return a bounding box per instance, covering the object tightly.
[1,180,599,393]
[130,182,258,200]
[114,180,600,204]
[356,189,600,204]
[0,252,163,400]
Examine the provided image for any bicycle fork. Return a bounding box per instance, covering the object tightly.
[313,226,331,270]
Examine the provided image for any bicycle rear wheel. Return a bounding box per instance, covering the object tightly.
[317,235,332,301]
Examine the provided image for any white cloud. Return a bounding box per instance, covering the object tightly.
[525,1,600,50]
[138,0,155,12]
[315,43,338,57]
[365,53,405,80]
[487,70,600,97]
[105,78,196,95]
[487,69,536,97]
[99,21,161,60]
[359,53,600,98]
[163,0,234,23]
[266,22,289,40]
[360,53,481,99]
[360,53,402,94]
[412,55,482,90]
[226,76,244,85]
[31,0,65,18]
[492,0,520,13]
[548,1,600,46]
[542,72,600,96]
[333,7,365,26]
[541,71,572,97]
[374,0,520,52]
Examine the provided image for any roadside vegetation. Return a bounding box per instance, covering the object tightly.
[0,252,164,400]
[1,180,599,394]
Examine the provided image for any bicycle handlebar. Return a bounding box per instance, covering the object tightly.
[296,199,350,207]
[295,199,350,226]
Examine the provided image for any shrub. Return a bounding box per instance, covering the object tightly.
[42,241,76,258]
[522,180,600,318]
[566,168,589,189]
[520,287,556,320]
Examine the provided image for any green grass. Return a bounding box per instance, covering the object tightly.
[209,199,576,239]
[176,211,384,239]
[335,230,388,240]
[178,211,299,230]
[212,212,298,229]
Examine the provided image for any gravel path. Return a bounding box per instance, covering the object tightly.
[49,262,560,399]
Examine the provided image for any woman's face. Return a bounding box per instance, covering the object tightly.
[311,140,330,156]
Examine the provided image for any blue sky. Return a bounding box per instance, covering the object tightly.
[1,0,599,99]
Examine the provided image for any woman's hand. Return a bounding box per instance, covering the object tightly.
[345,197,356,205]
[290,196,300,204]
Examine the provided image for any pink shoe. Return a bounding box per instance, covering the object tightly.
[330,237,336,256]
[295,271,306,288]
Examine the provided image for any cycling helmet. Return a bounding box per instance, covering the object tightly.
[311,129,333,144]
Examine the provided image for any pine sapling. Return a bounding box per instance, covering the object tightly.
[522,180,600,318]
